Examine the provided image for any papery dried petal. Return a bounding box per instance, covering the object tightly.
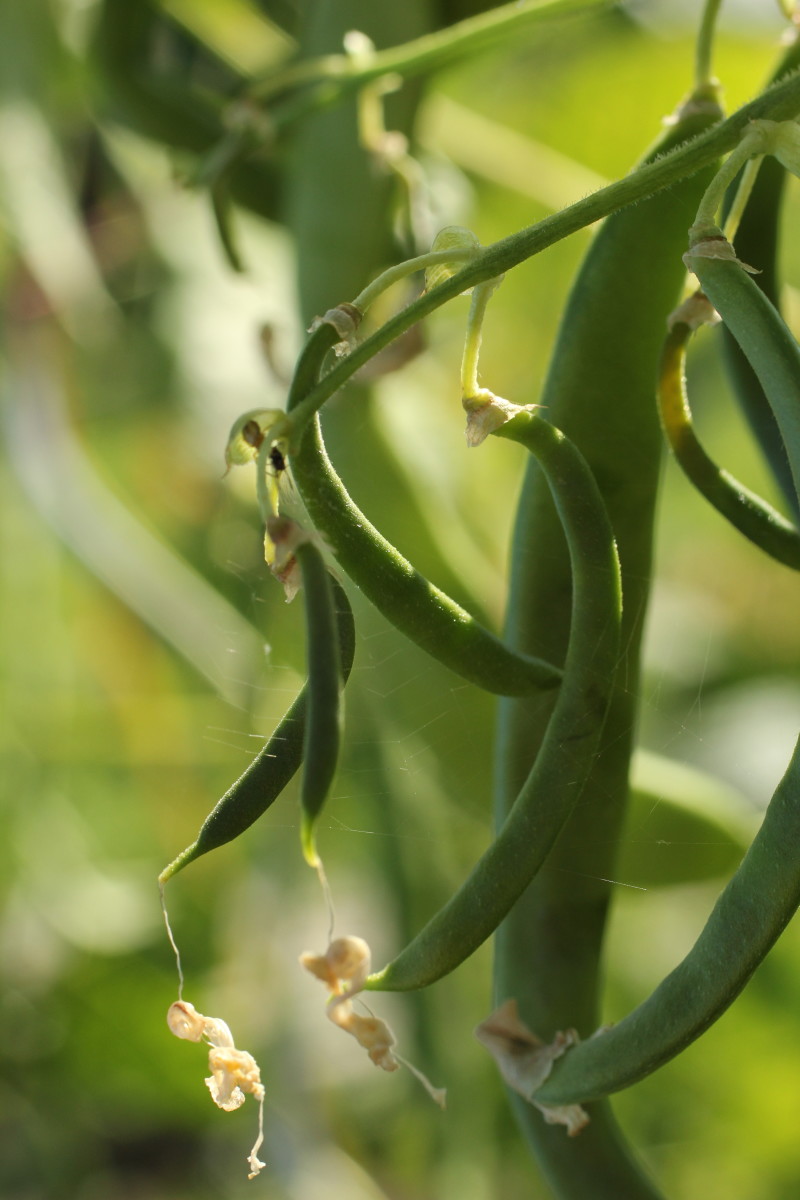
[475,999,588,1134]
[300,935,371,995]
[327,999,399,1072]
[167,1000,206,1042]
[538,1101,591,1137]
[206,1045,264,1110]
[167,999,267,1178]
[463,389,540,448]
[667,291,719,332]
[308,303,362,356]
[684,235,758,274]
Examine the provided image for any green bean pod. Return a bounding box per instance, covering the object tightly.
[658,314,800,568]
[158,576,355,882]
[295,540,345,867]
[495,88,724,1026]
[286,326,562,697]
[720,37,800,514]
[492,90,723,1198]
[531,733,800,1106]
[686,231,800,502]
[365,412,621,991]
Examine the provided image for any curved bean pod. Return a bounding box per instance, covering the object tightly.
[686,230,800,503]
[720,37,800,514]
[531,733,800,1105]
[365,412,621,991]
[489,91,723,1197]
[494,92,724,1036]
[158,576,355,882]
[658,315,800,568]
[285,325,563,697]
[295,540,344,866]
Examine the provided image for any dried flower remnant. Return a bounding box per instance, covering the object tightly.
[475,999,589,1136]
[300,936,446,1107]
[224,408,286,470]
[266,514,309,602]
[167,1000,266,1179]
[308,302,363,357]
[300,935,372,996]
[462,389,541,448]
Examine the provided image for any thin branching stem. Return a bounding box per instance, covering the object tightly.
[286,67,800,445]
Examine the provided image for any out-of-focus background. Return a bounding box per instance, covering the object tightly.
[2,2,800,1198]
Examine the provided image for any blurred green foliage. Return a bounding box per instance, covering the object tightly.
[1,2,799,1198]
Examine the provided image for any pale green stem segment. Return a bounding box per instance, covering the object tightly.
[532,734,800,1105]
[295,541,344,868]
[352,247,475,313]
[285,68,800,445]
[248,0,614,103]
[694,0,724,92]
[286,326,563,697]
[461,282,498,397]
[158,576,355,882]
[692,131,766,231]
[687,230,800,501]
[366,412,621,992]
[658,318,800,568]
[721,155,763,242]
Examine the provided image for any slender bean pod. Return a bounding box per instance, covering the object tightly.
[495,90,724,1032]
[687,231,800,502]
[720,36,800,513]
[532,734,800,1105]
[295,541,344,866]
[365,412,621,991]
[286,326,563,696]
[158,576,355,882]
[658,317,800,568]
[491,90,723,1198]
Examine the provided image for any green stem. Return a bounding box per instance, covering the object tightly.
[695,0,724,91]
[352,246,476,313]
[285,68,800,443]
[248,0,614,102]
[510,1097,665,1200]
[366,413,621,991]
[461,282,497,397]
[658,318,800,569]
[721,154,763,241]
[692,131,765,231]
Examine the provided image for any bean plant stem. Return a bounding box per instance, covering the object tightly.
[352,247,475,313]
[248,0,614,102]
[461,283,496,397]
[695,0,724,91]
[285,67,800,445]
